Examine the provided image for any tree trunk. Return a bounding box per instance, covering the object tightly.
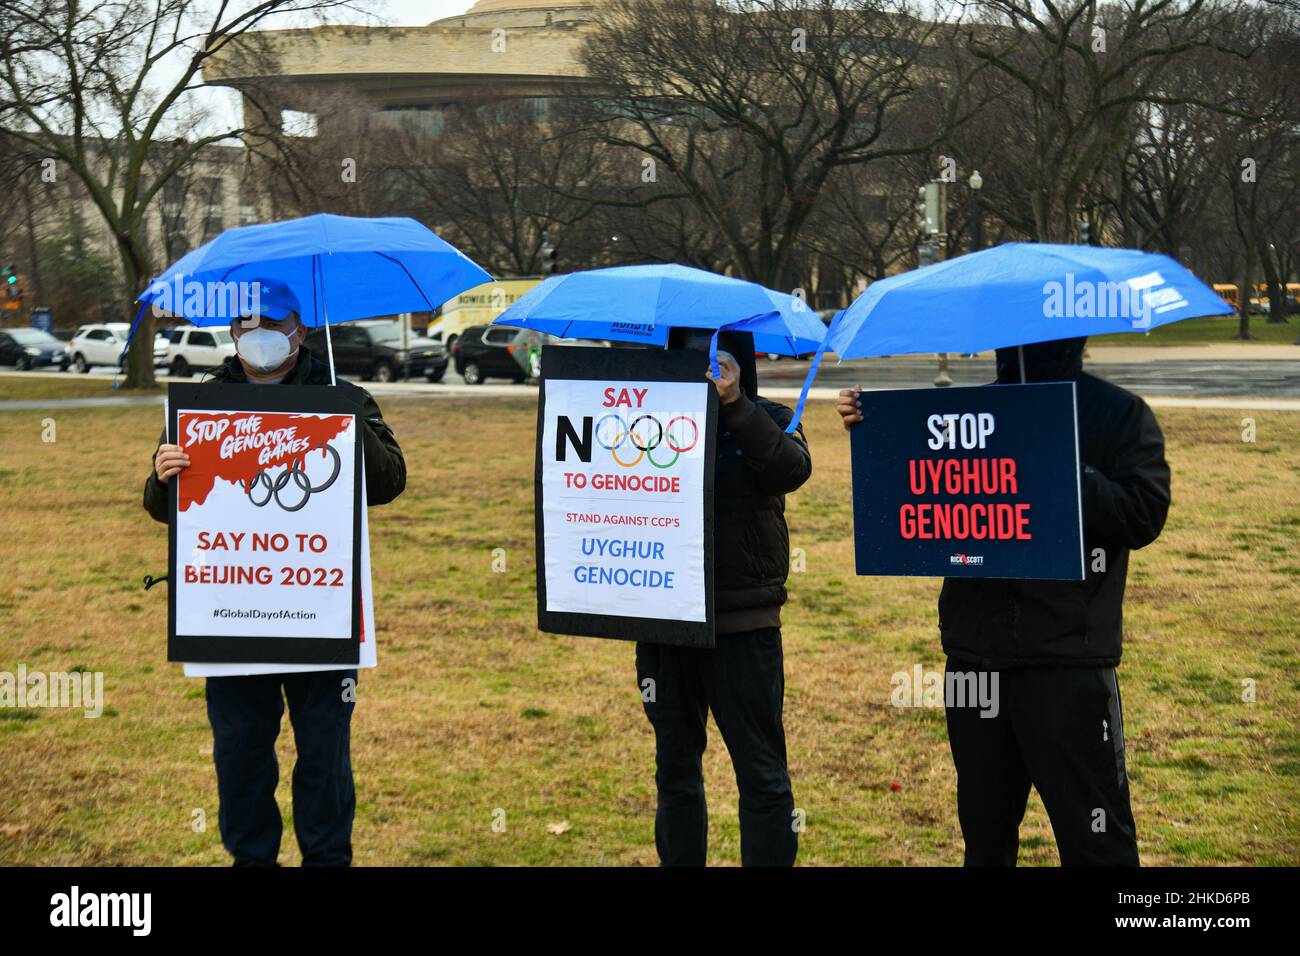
[1236,256,1252,341]
[119,242,158,389]
[1258,248,1288,324]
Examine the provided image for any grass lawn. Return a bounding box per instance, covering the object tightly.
[1092,315,1298,346]
[0,374,148,402]
[0,394,1296,866]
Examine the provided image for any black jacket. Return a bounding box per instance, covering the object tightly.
[143,347,406,523]
[938,338,1170,669]
[693,331,812,626]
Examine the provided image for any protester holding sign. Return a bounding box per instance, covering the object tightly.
[838,337,1170,866]
[637,328,811,867]
[143,281,406,867]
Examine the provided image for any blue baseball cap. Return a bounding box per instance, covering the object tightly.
[238,276,302,323]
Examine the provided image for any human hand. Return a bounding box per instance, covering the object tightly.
[154,443,191,483]
[706,351,742,405]
[836,385,863,431]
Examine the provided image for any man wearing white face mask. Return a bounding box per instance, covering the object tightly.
[142,279,406,866]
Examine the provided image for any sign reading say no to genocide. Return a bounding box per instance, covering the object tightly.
[168,383,364,664]
[850,382,1085,581]
[535,346,718,647]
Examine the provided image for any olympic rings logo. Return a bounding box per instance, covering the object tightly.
[243,442,341,512]
[594,413,699,469]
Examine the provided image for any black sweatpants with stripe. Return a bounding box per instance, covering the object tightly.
[944,659,1139,866]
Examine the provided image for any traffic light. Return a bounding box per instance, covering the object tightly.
[2,264,21,308]
[539,230,557,276]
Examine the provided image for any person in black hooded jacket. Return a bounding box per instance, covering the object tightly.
[838,337,1170,866]
[635,328,811,866]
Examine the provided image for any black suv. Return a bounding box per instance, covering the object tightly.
[450,325,548,384]
[305,319,448,383]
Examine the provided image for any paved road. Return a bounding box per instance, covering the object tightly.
[2,352,1298,410]
[756,356,1300,398]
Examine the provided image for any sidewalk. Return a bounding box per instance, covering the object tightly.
[858,343,1299,363]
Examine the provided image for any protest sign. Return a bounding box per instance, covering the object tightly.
[850,382,1084,580]
[182,485,377,677]
[168,384,363,664]
[536,346,717,647]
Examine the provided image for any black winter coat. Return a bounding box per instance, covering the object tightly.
[142,347,406,524]
[938,339,1170,669]
[705,332,812,622]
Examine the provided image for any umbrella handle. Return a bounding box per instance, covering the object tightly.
[784,336,830,434]
[114,301,150,391]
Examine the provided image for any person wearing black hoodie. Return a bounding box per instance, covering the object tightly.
[838,337,1170,865]
[635,328,812,866]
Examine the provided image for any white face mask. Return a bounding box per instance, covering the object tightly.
[235,324,296,372]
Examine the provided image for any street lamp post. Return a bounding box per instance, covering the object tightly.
[969,170,983,252]
[918,180,954,386]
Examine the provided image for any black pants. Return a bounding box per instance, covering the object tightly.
[635,628,796,866]
[204,669,357,866]
[944,658,1139,866]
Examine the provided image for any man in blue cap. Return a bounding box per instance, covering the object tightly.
[143,278,407,866]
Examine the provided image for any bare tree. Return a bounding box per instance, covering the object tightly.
[0,0,360,387]
[581,0,974,288]
[961,0,1255,243]
[390,95,614,278]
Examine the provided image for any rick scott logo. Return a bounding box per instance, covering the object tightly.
[950,553,984,566]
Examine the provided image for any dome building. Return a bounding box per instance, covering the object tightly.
[205,2,609,137]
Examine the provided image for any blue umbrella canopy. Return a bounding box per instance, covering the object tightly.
[138,213,492,328]
[826,242,1232,358]
[491,263,827,357]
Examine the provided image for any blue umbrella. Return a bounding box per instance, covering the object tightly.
[826,243,1231,358]
[783,243,1233,431]
[134,213,492,383]
[491,263,827,374]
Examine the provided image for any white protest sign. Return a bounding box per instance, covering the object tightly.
[540,378,710,624]
[167,385,363,665]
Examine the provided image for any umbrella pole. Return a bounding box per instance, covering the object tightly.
[324,318,337,386]
[1017,345,1026,384]
[317,254,337,386]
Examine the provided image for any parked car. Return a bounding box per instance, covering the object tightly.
[68,323,130,372]
[304,319,448,383]
[166,326,236,377]
[0,327,70,370]
[450,326,605,384]
[451,325,546,385]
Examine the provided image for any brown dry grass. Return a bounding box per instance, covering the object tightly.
[0,393,1296,865]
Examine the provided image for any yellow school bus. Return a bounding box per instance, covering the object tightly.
[428,278,542,347]
[1212,283,1239,309]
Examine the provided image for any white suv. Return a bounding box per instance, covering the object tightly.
[166,326,235,377]
[68,323,130,372]
[69,323,171,372]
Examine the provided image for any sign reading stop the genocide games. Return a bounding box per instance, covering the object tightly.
[536,346,718,648]
[168,384,364,664]
[850,382,1084,581]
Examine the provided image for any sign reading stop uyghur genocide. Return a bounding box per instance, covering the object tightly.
[536,346,718,648]
[850,382,1085,581]
[167,383,364,664]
